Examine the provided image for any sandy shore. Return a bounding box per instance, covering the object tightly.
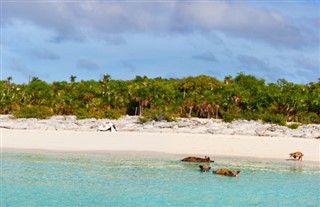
[1,129,319,164]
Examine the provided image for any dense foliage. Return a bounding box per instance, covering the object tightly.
[1,74,319,125]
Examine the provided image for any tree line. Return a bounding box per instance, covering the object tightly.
[1,73,319,125]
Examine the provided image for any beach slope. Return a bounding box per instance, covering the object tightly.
[2,129,319,163]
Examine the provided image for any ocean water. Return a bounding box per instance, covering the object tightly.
[1,151,320,207]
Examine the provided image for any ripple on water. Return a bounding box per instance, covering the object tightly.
[2,152,320,207]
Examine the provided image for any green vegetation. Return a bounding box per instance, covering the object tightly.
[1,74,319,125]
[261,113,287,126]
[13,106,53,119]
[287,123,300,129]
[138,109,176,123]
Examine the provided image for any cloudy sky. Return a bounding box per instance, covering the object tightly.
[2,1,319,84]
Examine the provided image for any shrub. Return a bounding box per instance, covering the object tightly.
[138,116,149,123]
[104,109,122,119]
[75,108,122,119]
[287,123,300,129]
[261,113,286,126]
[138,109,176,123]
[295,112,320,124]
[75,109,94,119]
[221,112,241,123]
[240,112,260,121]
[13,106,53,119]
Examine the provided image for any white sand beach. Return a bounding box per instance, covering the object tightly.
[2,129,319,164]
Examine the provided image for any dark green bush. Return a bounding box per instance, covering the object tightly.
[138,116,149,123]
[287,123,300,129]
[75,108,122,119]
[240,112,260,121]
[221,112,241,123]
[104,109,122,119]
[13,106,53,119]
[295,112,320,124]
[74,108,102,119]
[139,109,176,123]
[261,113,286,126]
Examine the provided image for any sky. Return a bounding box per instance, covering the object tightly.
[1,0,319,84]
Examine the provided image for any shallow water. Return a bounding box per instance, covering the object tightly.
[2,151,320,207]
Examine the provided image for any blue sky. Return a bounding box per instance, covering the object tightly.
[2,1,319,84]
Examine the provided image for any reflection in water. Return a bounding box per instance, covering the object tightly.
[288,163,304,173]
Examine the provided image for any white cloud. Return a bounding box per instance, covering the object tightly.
[77,59,100,71]
[2,1,318,84]
[193,52,218,62]
[3,1,315,48]
[29,48,60,60]
[173,1,308,47]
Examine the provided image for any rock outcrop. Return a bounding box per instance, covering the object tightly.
[1,115,319,139]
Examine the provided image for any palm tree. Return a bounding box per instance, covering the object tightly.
[224,75,233,85]
[70,75,77,83]
[31,76,40,83]
[6,76,12,85]
[102,74,111,83]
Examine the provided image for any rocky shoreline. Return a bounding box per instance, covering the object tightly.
[1,115,319,139]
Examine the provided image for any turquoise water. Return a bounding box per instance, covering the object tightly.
[2,152,320,207]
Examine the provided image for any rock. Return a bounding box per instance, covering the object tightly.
[153,122,175,128]
[143,125,154,129]
[255,129,268,136]
[267,126,276,132]
[0,115,318,139]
